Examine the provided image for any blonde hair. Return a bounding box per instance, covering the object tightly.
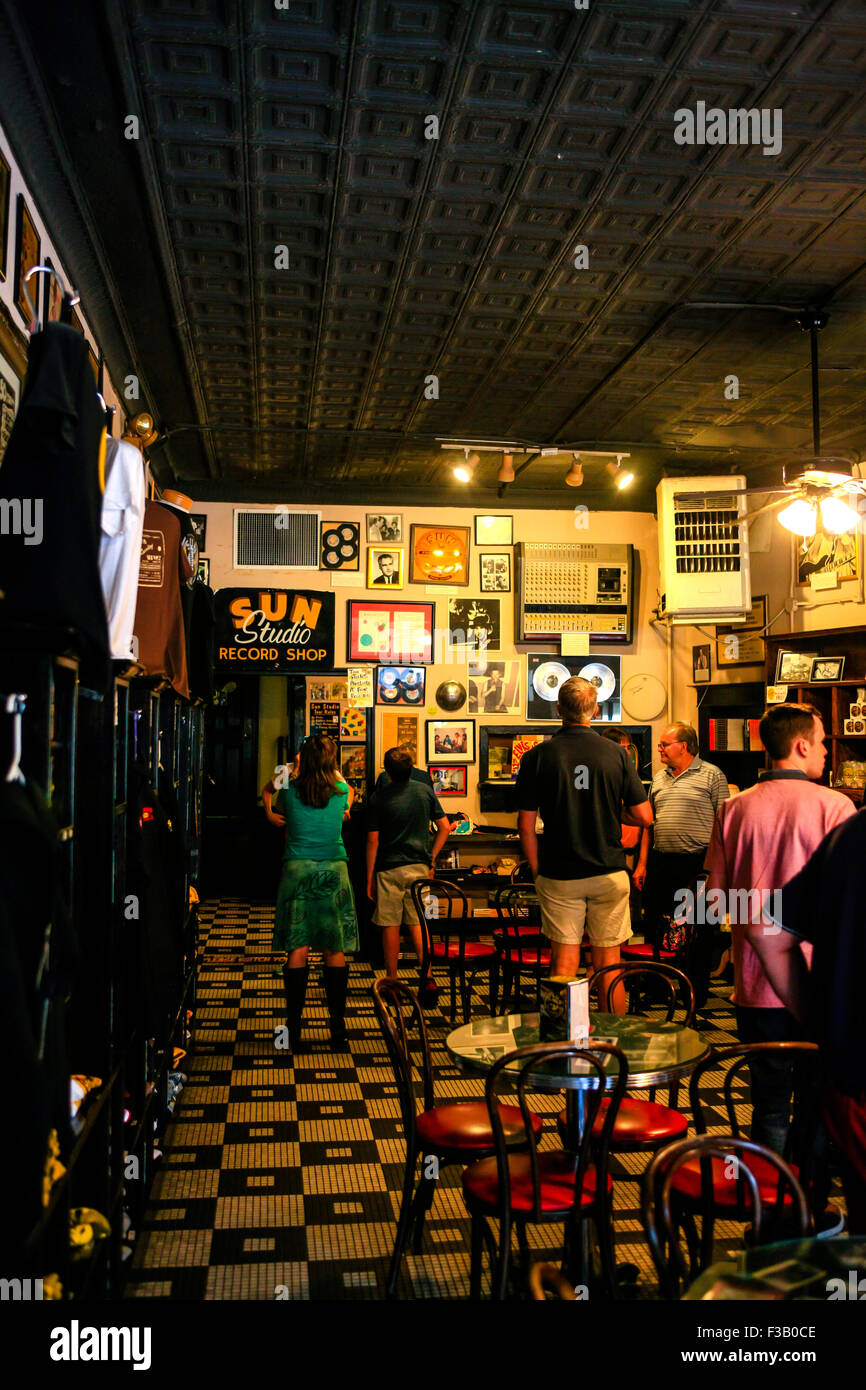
[558,676,598,724]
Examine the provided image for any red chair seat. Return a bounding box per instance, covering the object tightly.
[498,947,551,967]
[557,1096,688,1146]
[671,1152,800,1207]
[431,941,497,961]
[493,923,542,938]
[417,1102,543,1152]
[621,942,677,961]
[463,1150,610,1215]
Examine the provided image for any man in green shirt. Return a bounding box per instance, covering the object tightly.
[366,747,451,1001]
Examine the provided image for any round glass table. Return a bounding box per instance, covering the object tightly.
[446,1011,709,1093]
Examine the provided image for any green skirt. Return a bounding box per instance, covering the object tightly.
[273,858,359,953]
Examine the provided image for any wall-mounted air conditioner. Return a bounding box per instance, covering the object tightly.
[657,476,751,622]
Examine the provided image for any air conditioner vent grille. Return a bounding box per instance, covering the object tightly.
[234,510,320,568]
[674,508,742,573]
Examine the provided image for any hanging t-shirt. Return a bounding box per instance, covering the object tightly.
[99,438,145,661]
[0,322,109,689]
[157,502,198,684]
[133,500,193,698]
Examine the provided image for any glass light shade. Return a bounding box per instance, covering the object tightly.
[819,494,859,534]
[777,498,818,536]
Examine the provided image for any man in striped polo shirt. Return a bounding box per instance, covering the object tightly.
[640,723,728,994]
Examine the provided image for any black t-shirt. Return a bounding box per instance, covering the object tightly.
[774,809,866,1096]
[367,779,446,870]
[516,724,647,880]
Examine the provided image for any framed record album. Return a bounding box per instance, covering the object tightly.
[526,654,621,723]
[410,524,470,586]
[375,666,425,706]
[320,520,361,571]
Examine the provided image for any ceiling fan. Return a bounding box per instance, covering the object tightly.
[738,312,864,538]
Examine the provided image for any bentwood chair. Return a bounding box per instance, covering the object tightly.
[462,1041,627,1301]
[671,1042,821,1271]
[492,883,551,1015]
[372,978,542,1297]
[410,878,497,1023]
[556,963,695,1159]
[642,1135,810,1298]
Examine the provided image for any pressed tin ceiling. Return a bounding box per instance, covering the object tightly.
[3,0,866,510]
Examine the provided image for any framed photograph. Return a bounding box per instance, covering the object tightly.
[716,594,767,667]
[0,349,21,459]
[381,711,419,764]
[190,513,208,551]
[410,524,470,586]
[196,556,210,585]
[375,665,426,706]
[367,546,404,588]
[347,600,434,664]
[468,660,521,714]
[42,256,63,323]
[340,744,367,781]
[14,194,40,324]
[429,765,467,797]
[426,719,476,764]
[475,515,513,546]
[775,650,818,684]
[0,148,10,282]
[448,597,500,656]
[692,643,711,684]
[797,530,859,585]
[320,520,360,571]
[366,513,402,543]
[480,552,511,592]
[811,656,845,682]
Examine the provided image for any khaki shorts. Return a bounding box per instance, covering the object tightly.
[535,871,631,948]
[372,863,430,926]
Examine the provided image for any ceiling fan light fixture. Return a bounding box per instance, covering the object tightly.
[819,494,859,534]
[778,498,818,537]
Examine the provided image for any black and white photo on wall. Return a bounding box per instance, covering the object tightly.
[428,765,467,797]
[448,597,500,656]
[479,553,511,592]
[190,513,208,552]
[526,653,621,723]
[693,643,711,684]
[366,513,402,543]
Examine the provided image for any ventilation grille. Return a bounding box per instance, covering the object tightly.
[673,498,742,574]
[233,510,320,568]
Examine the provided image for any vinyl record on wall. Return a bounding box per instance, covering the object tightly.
[320,521,360,571]
[526,653,621,723]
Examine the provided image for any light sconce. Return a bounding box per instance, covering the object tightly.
[497,452,515,484]
[565,453,583,487]
[605,454,634,490]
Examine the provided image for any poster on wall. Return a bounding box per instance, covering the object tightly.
[381,712,419,765]
[468,660,521,714]
[448,598,500,655]
[309,701,341,738]
[347,600,434,664]
[346,666,375,707]
[214,588,335,671]
[796,530,860,585]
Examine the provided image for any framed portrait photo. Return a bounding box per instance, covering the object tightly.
[775,650,818,684]
[347,600,434,664]
[426,719,475,764]
[366,513,402,543]
[375,665,425,706]
[480,552,511,592]
[14,195,40,325]
[0,148,10,282]
[692,643,711,684]
[474,514,513,546]
[811,656,845,682]
[428,765,467,797]
[410,524,470,586]
[367,546,404,588]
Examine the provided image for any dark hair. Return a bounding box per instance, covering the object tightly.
[295,735,341,808]
[384,746,413,783]
[759,703,821,760]
[599,727,631,748]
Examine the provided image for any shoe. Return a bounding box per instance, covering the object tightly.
[282,964,309,1053]
[324,965,350,1049]
[418,979,439,1009]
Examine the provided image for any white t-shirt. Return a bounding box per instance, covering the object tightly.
[99,438,146,661]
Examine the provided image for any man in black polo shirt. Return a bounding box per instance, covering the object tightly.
[747,809,866,1232]
[516,677,653,1009]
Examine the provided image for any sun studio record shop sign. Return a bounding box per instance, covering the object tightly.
[215,588,335,670]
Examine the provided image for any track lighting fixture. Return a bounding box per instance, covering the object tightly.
[605,455,634,490]
[453,449,479,483]
[497,452,515,484]
[565,453,583,487]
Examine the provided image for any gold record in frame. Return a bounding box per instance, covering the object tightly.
[410,524,470,586]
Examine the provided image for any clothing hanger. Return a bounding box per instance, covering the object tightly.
[2,693,27,784]
[22,264,80,334]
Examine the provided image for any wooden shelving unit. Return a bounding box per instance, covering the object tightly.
[765,626,866,803]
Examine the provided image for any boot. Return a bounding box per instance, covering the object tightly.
[324,965,350,1049]
[282,965,309,1053]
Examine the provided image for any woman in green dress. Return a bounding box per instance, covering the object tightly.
[263,735,358,1051]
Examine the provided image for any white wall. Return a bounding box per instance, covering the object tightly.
[193,500,673,823]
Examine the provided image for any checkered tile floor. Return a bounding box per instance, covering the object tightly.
[123,899,825,1301]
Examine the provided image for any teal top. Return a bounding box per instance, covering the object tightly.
[274,779,349,862]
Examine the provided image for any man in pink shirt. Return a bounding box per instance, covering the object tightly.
[704,702,855,1157]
